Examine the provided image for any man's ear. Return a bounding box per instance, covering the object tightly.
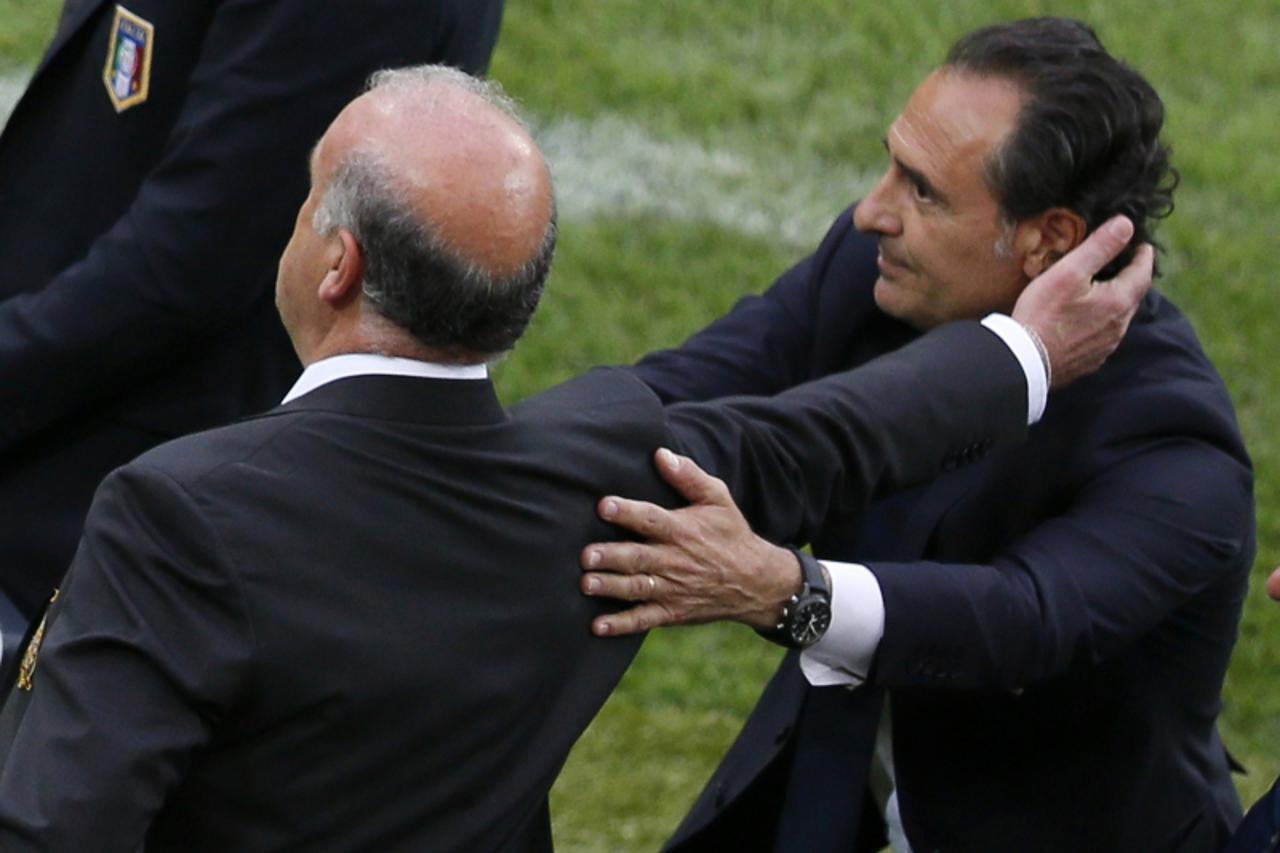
[1019,208,1087,279]
[317,229,364,306]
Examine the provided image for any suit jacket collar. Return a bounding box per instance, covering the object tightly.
[895,458,992,560]
[268,374,507,428]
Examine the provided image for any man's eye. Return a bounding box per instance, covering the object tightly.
[911,180,933,202]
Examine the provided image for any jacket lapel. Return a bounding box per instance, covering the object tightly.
[263,375,509,429]
[896,456,991,561]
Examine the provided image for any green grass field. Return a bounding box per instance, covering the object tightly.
[4,1,1279,849]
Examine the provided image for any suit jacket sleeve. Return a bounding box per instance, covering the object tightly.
[665,320,1028,546]
[0,465,252,851]
[868,395,1254,690]
[634,207,873,402]
[0,0,502,451]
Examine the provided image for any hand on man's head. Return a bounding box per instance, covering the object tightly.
[1012,215,1154,390]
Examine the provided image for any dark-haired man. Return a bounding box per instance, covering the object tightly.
[0,64,1147,850]
[584,17,1253,851]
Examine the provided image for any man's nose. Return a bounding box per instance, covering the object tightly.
[853,174,901,236]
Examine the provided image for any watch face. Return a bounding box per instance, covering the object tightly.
[788,597,831,647]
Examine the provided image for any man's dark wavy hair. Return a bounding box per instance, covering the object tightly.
[946,17,1177,278]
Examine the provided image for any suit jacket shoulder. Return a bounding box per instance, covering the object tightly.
[0,374,660,851]
[634,207,913,401]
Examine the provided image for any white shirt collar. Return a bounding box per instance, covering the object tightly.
[282,353,489,404]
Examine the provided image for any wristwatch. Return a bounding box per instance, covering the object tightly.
[761,548,832,649]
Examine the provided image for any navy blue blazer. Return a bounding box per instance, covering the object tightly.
[0,0,503,618]
[636,208,1255,852]
[1227,779,1280,853]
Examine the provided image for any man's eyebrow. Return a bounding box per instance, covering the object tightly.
[881,136,946,205]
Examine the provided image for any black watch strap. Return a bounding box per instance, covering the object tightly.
[791,548,829,599]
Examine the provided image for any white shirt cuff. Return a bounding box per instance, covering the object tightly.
[799,560,885,687]
[980,313,1047,425]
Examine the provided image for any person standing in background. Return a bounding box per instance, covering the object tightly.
[0,0,504,673]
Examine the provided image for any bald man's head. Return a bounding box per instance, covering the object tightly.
[285,65,556,363]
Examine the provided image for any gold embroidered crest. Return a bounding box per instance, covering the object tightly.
[17,588,59,692]
[102,6,155,113]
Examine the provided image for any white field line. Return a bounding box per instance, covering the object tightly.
[538,113,877,247]
[0,71,869,248]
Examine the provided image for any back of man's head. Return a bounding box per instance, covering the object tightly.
[312,66,556,363]
[945,17,1176,278]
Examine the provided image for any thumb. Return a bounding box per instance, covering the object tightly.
[1055,215,1135,282]
[654,448,733,507]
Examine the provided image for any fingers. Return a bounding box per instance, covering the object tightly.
[590,449,734,543]
[592,603,673,637]
[1267,567,1280,602]
[1057,215,1135,280]
[1105,243,1155,309]
[583,448,776,636]
[581,538,662,577]
[1082,243,1153,366]
[596,494,676,539]
[653,447,732,507]
[580,543,676,636]
[581,566,660,601]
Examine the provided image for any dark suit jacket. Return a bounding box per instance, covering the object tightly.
[0,0,504,618]
[637,208,1255,852]
[1227,779,1280,853]
[0,330,1028,852]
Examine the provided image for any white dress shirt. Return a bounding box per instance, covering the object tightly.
[282,353,488,404]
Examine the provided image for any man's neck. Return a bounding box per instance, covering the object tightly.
[300,324,482,370]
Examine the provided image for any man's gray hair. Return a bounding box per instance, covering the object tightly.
[365,65,524,121]
[311,65,556,362]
